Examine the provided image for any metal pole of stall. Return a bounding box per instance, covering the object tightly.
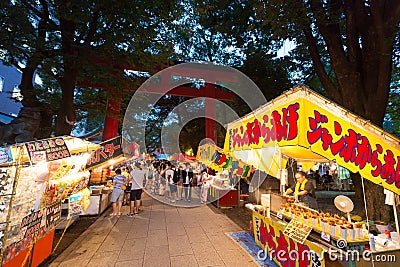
[238,174,241,206]
[393,197,400,245]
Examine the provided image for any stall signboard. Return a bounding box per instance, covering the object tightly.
[225,86,400,195]
[25,137,71,164]
[86,136,122,169]
[19,209,44,239]
[2,202,61,264]
[0,147,13,164]
[283,219,313,244]
[253,211,325,267]
[45,202,61,231]
[196,144,252,177]
[68,188,91,217]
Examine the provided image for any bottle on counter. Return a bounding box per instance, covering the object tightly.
[368,234,376,251]
[385,230,392,241]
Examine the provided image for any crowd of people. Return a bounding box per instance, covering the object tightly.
[303,160,352,191]
[107,157,352,215]
[108,159,229,216]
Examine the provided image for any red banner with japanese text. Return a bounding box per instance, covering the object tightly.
[86,136,122,169]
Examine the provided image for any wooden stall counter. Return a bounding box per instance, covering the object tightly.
[209,184,238,208]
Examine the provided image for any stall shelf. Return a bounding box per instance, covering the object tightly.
[209,185,239,208]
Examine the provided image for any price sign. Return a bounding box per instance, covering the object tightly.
[277,211,283,220]
[321,232,331,242]
[283,219,313,244]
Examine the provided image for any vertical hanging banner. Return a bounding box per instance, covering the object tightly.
[45,202,61,231]
[196,144,252,177]
[25,137,70,164]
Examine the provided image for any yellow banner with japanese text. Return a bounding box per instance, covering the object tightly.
[225,87,400,194]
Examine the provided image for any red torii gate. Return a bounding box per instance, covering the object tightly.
[78,62,237,143]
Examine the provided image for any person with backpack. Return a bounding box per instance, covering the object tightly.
[110,168,127,217]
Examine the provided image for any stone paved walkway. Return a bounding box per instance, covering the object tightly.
[49,193,259,267]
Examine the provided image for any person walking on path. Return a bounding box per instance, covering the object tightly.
[122,167,131,206]
[338,165,351,191]
[128,162,145,216]
[110,168,127,216]
[200,169,212,204]
[165,162,178,202]
[182,163,193,202]
[144,163,154,191]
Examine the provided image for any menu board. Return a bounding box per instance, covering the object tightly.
[283,219,313,244]
[0,168,15,197]
[0,223,6,249]
[25,137,70,164]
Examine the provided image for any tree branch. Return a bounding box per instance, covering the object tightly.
[17,0,58,29]
[302,26,341,102]
[343,0,362,65]
[83,10,100,45]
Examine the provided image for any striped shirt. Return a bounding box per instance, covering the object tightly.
[113,175,127,189]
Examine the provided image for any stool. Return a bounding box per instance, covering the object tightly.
[240,194,249,203]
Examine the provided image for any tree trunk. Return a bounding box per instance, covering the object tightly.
[19,59,40,107]
[35,108,53,139]
[54,66,77,136]
[55,11,78,136]
[351,172,363,199]
[303,0,399,222]
[363,179,391,222]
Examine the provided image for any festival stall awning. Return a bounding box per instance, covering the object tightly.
[86,136,140,170]
[0,136,100,166]
[196,143,252,178]
[224,86,400,194]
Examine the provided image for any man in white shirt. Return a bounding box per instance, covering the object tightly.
[128,162,145,216]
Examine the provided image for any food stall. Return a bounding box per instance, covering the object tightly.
[0,136,98,267]
[83,136,139,216]
[224,86,400,267]
[196,143,252,208]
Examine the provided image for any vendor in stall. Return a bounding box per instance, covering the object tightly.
[284,171,318,210]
